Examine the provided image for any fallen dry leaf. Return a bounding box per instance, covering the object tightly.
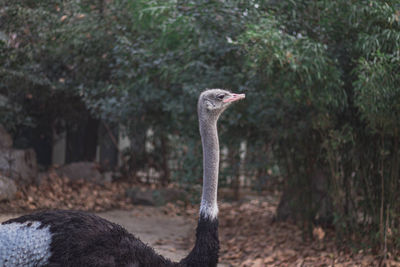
[313,226,325,240]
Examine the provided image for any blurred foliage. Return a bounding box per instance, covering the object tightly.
[1,0,400,251]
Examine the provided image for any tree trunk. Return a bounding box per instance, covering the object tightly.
[229,146,240,201]
[160,135,170,186]
[66,114,99,163]
[98,122,119,171]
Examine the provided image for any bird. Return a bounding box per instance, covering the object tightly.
[0,89,245,267]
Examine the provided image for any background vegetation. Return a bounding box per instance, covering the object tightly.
[1,0,400,254]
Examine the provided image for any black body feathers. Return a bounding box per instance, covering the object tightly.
[4,210,175,267]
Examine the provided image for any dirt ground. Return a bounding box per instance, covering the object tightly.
[97,208,193,262]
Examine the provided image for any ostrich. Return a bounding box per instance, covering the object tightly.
[0,89,245,267]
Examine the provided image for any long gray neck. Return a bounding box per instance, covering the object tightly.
[199,116,219,220]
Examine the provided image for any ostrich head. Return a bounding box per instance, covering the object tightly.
[198,89,245,121]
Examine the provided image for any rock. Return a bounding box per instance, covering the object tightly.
[0,126,38,184]
[0,175,17,201]
[159,188,189,203]
[0,125,12,148]
[0,148,38,184]
[56,162,106,184]
[126,187,188,206]
[126,189,157,206]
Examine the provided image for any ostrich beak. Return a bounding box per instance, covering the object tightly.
[223,93,246,103]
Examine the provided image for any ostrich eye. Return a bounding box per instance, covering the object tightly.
[216,94,225,101]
